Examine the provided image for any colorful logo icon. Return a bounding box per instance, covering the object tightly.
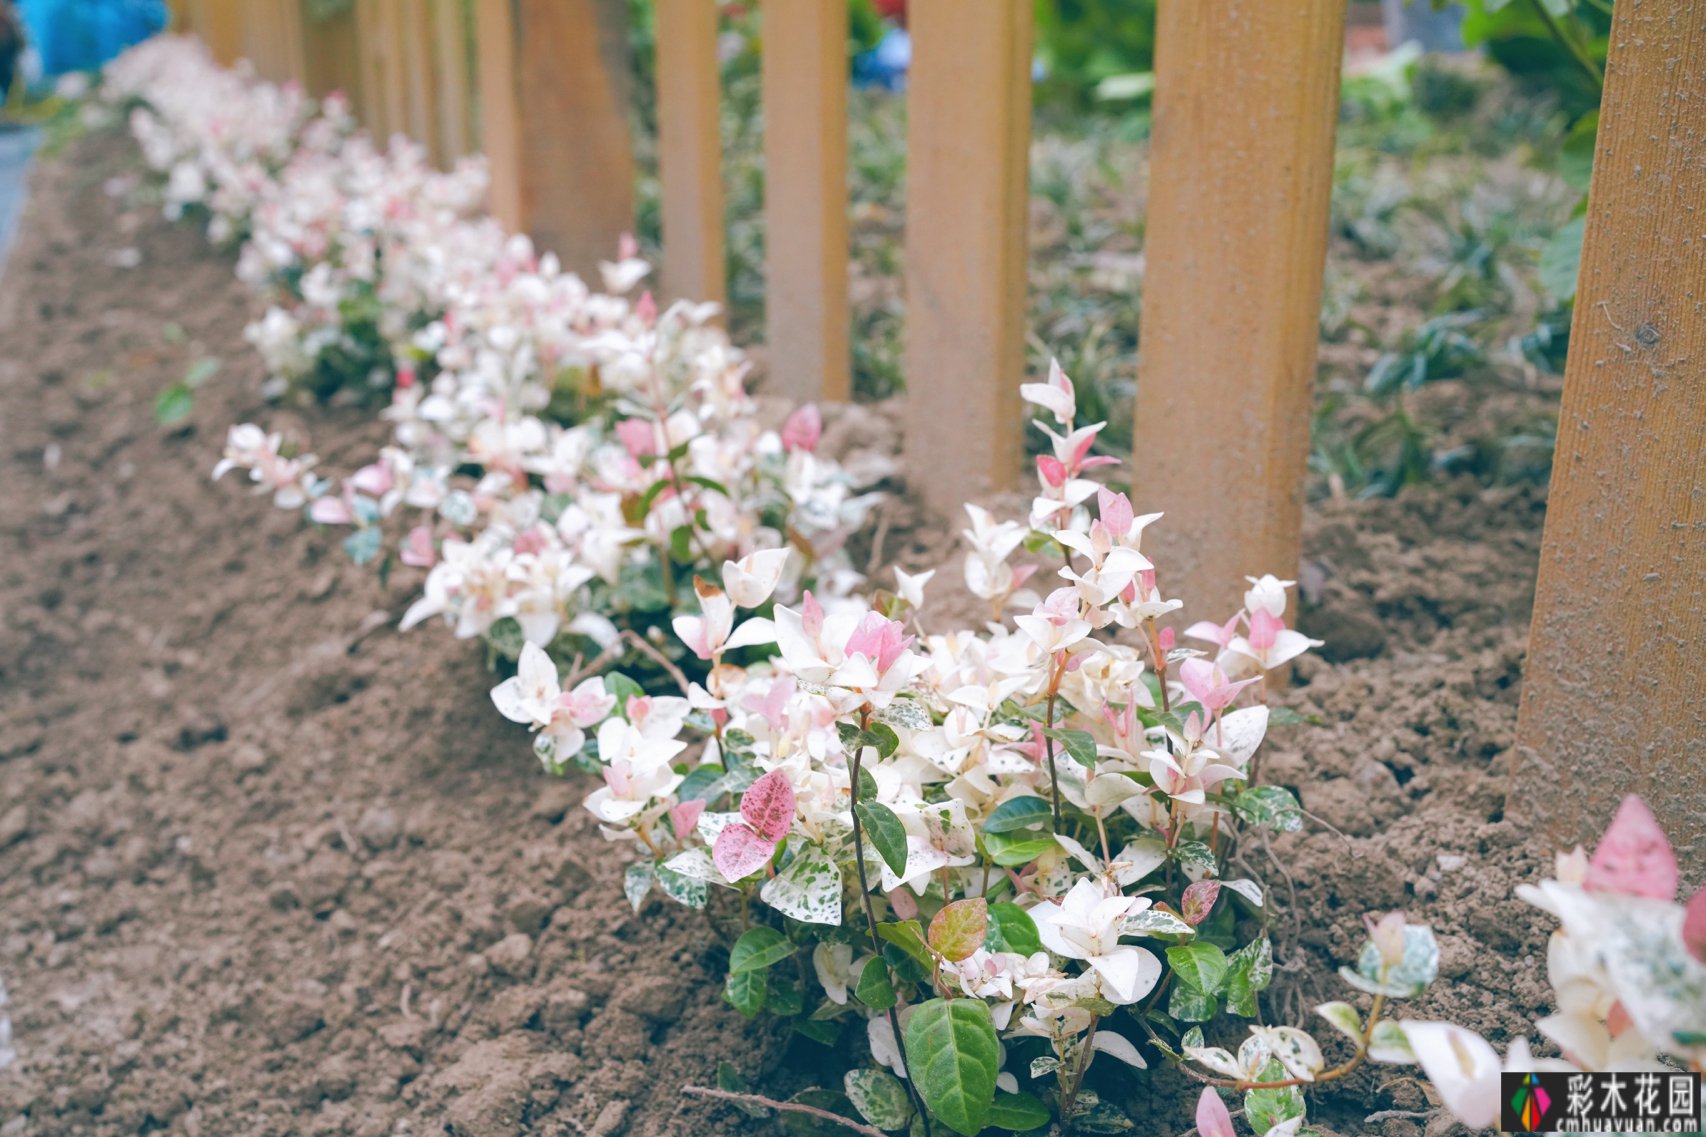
[1510,1073,1552,1131]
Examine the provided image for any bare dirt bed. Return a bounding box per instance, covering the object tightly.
[0,131,1563,1137]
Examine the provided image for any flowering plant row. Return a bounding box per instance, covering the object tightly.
[101,36,1704,1137]
[106,36,881,698]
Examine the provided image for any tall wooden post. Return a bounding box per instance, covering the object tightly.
[431,0,475,163]
[1513,2,1706,865]
[474,0,636,278]
[1133,0,1345,620]
[300,2,364,107]
[654,0,725,305]
[761,0,850,403]
[902,0,1033,517]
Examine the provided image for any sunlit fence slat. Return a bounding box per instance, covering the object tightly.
[760,0,850,404]
[1514,2,1706,857]
[1132,0,1346,621]
[653,0,726,306]
[902,0,1033,517]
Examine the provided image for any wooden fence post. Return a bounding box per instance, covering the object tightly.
[474,0,637,277]
[241,0,306,87]
[196,0,245,67]
[653,0,725,305]
[761,0,850,403]
[1513,3,1706,863]
[1133,0,1345,621]
[902,0,1032,517]
[431,0,475,163]
[299,1,362,106]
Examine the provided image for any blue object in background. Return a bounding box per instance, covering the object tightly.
[852,27,910,92]
[18,0,166,76]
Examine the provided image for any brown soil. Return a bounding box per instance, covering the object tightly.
[1,130,1565,1137]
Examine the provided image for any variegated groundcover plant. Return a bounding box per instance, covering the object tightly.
[102,35,1704,1137]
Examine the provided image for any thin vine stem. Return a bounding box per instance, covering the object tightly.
[682,1086,888,1137]
[1522,0,1604,90]
[851,704,932,1136]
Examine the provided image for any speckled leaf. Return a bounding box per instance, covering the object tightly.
[662,847,720,883]
[656,862,707,909]
[741,768,797,842]
[1173,839,1218,880]
[845,1068,913,1131]
[761,845,843,926]
[1341,924,1438,998]
[1124,908,1194,937]
[623,862,654,912]
[1182,880,1221,925]
[1233,786,1303,833]
[714,823,777,883]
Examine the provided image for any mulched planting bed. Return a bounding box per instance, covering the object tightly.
[0,129,1564,1137]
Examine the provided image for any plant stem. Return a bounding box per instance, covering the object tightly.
[1042,652,1068,832]
[1523,0,1604,90]
[681,1086,888,1137]
[1061,1013,1101,1120]
[851,705,932,1135]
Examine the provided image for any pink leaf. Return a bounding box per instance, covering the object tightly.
[1196,1087,1237,1137]
[740,769,797,843]
[670,799,706,842]
[712,824,776,882]
[1585,795,1678,901]
[1181,880,1221,926]
[1684,886,1706,965]
[781,404,822,453]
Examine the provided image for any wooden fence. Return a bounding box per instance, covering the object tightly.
[164,0,1703,851]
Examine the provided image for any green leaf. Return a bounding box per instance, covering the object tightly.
[1244,1059,1306,1136]
[928,898,989,963]
[867,722,901,757]
[623,862,654,912]
[1233,786,1304,833]
[982,796,1053,834]
[983,830,1058,867]
[1045,727,1098,767]
[1540,215,1586,304]
[1559,110,1598,192]
[182,356,221,388]
[985,902,1043,957]
[794,1017,841,1047]
[855,958,896,1011]
[856,763,880,802]
[857,801,909,877]
[766,977,805,1016]
[153,383,194,426]
[607,669,644,713]
[986,1090,1050,1132]
[844,1068,913,1131]
[876,920,933,970]
[1340,924,1439,998]
[903,998,1000,1137]
[1167,942,1230,995]
[730,926,795,973]
[724,967,767,1016]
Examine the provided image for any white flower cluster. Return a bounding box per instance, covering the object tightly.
[109,35,880,702]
